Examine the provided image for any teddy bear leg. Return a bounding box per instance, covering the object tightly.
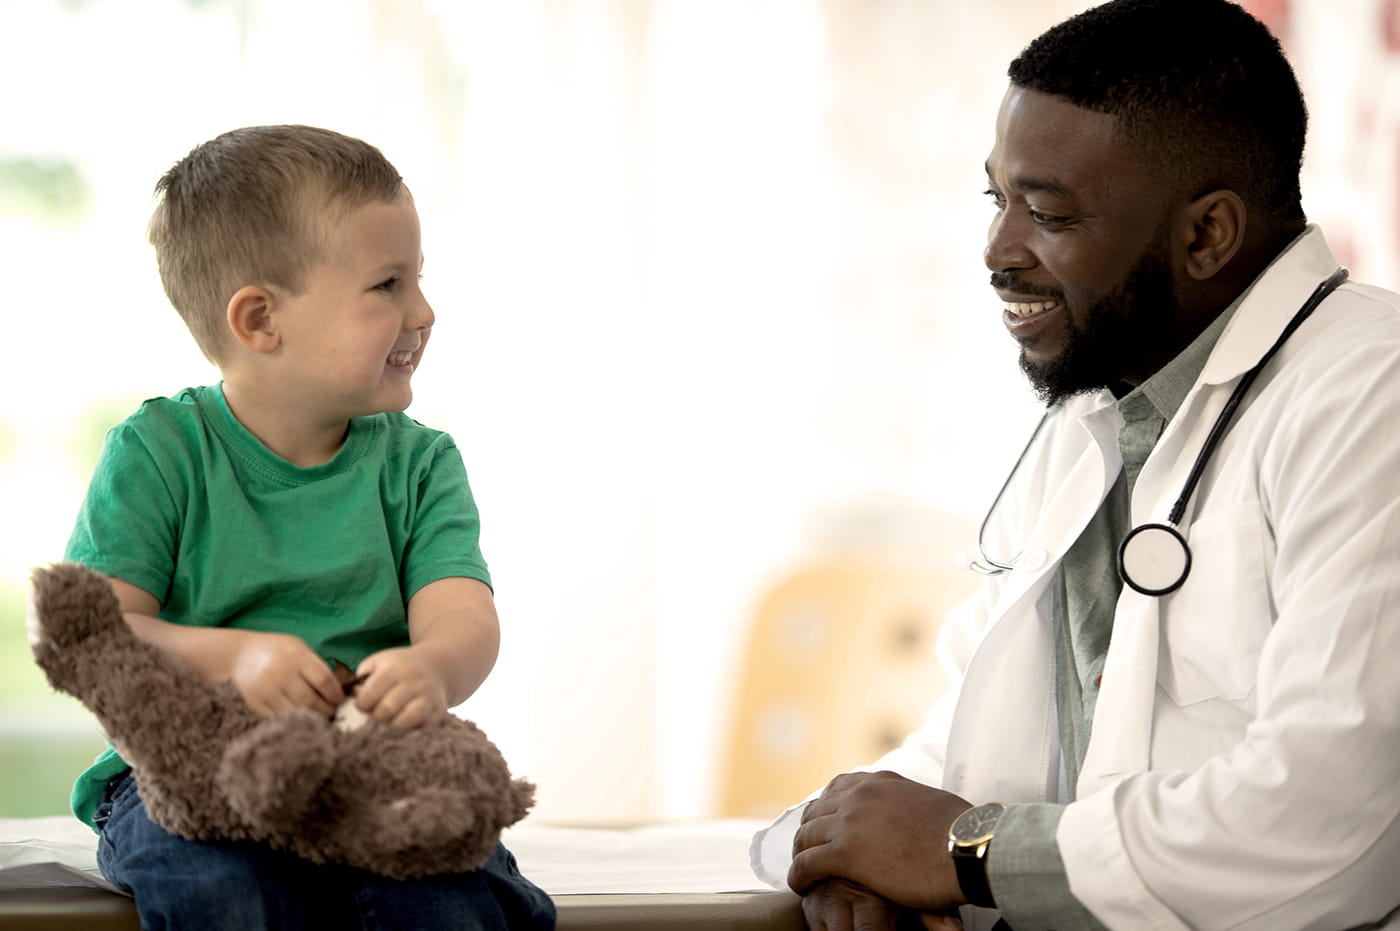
[216,708,337,830]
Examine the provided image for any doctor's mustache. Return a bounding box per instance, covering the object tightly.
[989,271,1062,301]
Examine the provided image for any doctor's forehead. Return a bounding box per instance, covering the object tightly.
[985,86,1148,202]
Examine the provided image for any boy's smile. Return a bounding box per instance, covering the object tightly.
[387,346,420,371]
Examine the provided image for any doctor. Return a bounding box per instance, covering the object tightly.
[751,1,1400,929]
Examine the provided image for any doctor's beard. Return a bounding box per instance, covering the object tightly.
[1017,241,1179,407]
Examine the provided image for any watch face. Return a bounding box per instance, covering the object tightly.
[951,802,1006,847]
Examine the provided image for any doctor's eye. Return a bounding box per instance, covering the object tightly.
[1028,209,1075,231]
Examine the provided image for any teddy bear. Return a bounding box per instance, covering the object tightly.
[27,562,535,880]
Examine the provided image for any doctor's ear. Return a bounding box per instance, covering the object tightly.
[225,286,281,353]
[1181,189,1246,282]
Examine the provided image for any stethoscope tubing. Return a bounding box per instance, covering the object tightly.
[969,412,1049,575]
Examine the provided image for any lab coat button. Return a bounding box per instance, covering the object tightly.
[1021,547,1049,571]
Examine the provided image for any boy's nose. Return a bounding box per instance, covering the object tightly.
[411,296,435,331]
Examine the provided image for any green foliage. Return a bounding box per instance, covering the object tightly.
[0,719,108,817]
[0,578,107,816]
[0,155,93,228]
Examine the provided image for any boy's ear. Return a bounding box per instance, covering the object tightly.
[225,286,281,353]
[1181,189,1246,281]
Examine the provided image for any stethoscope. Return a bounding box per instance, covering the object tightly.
[970,266,1349,596]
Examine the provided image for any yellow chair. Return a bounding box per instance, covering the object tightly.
[718,557,976,818]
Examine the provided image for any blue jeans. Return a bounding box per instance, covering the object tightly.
[95,771,557,930]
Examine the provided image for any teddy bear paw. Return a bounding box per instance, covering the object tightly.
[217,708,337,829]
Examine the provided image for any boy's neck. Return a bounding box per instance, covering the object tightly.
[219,378,350,468]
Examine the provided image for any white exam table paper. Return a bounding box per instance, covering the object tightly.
[0,815,773,897]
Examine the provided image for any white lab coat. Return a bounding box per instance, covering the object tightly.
[751,227,1400,930]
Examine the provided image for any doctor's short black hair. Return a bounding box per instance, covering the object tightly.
[1009,0,1307,229]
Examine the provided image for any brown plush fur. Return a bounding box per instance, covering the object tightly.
[29,563,534,880]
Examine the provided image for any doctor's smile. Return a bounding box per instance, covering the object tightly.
[991,273,1067,349]
[994,283,1066,343]
[1002,297,1061,320]
[998,292,1066,350]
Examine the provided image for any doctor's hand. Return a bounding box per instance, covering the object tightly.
[789,771,973,912]
[801,878,964,931]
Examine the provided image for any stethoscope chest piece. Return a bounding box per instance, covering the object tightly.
[1118,522,1191,596]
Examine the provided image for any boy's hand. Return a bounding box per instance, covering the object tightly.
[228,629,344,719]
[354,646,449,728]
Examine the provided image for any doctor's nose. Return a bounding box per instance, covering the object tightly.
[984,211,1035,273]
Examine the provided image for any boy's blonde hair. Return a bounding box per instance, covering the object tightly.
[148,125,404,363]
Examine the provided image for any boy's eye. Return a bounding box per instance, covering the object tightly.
[374,276,399,292]
[983,187,1006,210]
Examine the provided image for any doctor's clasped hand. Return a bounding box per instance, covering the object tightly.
[790,772,974,922]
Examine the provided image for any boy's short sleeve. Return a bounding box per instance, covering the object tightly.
[64,423,182,604]
[400,438,491,598]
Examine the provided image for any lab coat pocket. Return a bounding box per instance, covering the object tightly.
[1156,504,1270,706]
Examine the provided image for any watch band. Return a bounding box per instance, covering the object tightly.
[950,843,996,909]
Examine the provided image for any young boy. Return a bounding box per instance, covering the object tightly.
[63,125,556,929]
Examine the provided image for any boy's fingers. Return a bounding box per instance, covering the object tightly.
[401,698,444,729]
[386,696,441,729]
[388,700,417,728]
[353,670,388,712]
[305,663,347,707]
[373,684,415,723]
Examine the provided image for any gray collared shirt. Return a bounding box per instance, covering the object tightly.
[987,296,1241,931]
[1056,302,1234,795]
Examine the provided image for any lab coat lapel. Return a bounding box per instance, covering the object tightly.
[948,398,1121,799]
[989,398,1122,620]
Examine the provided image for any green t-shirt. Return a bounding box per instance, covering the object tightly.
[63,384,491,828]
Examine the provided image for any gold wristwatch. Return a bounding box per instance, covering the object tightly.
[947,801,1005,909]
